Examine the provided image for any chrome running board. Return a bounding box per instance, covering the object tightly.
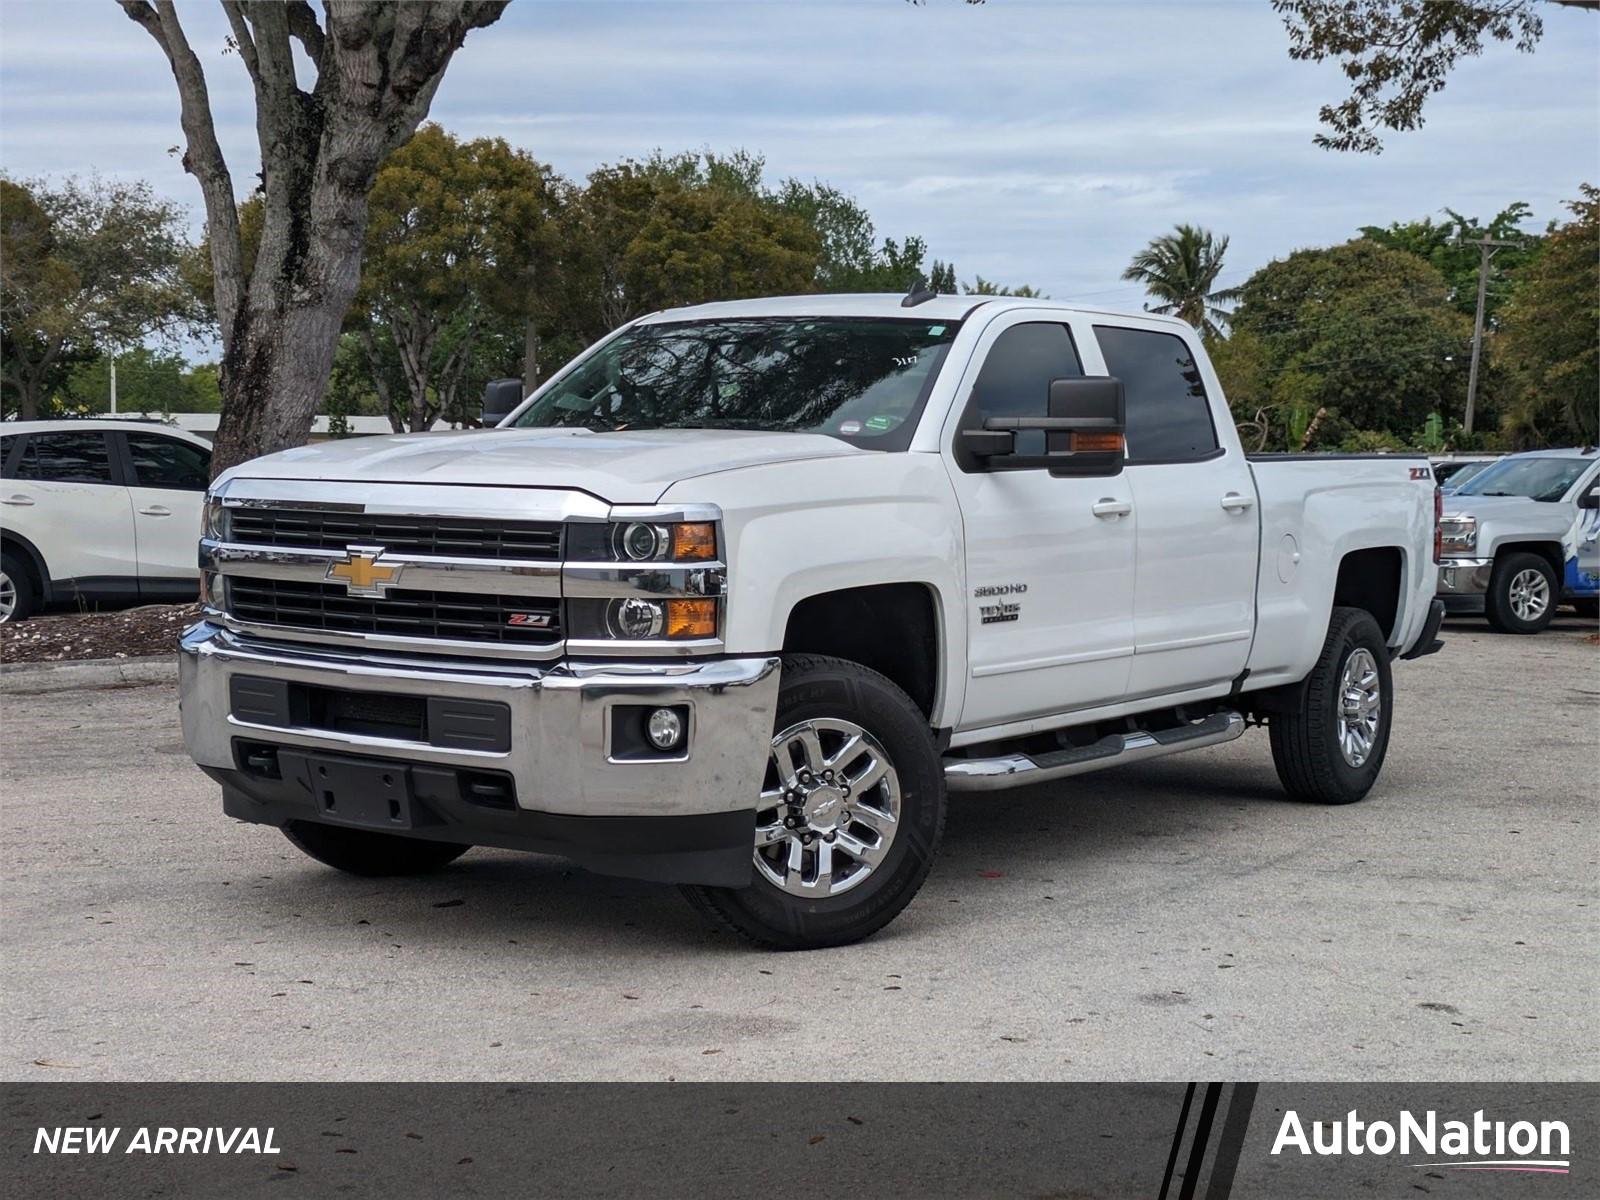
[943,710,1246,793]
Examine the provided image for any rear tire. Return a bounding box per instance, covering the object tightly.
[681,654,946,950]
[1269,606,1393,805]
[1484,552,1557,634]
[282,821,470,876]
[0,550,38,624]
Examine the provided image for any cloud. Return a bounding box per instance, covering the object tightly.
[2,0,1595,306]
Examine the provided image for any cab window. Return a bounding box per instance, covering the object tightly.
[1094,326,1219,464]
[961,322,1083,464]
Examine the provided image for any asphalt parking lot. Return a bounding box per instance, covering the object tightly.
[2,615,1595,1082]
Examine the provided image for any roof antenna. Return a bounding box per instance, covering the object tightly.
[901,276,937,308]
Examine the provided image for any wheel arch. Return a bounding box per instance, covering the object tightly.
[781,582,946,724]
[0,529,51,605]
[1493,539,1563,581]
[1332,545,1403,642]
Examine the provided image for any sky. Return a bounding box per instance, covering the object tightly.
[1,0,1597,328]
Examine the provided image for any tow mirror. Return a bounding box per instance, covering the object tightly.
[1579,486,1600,510]
[961,377,1126,477]
[482,378,523,427]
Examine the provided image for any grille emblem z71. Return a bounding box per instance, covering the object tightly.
[325,547,403,598]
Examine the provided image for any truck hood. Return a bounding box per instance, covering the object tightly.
[227,427,869,503]
[1443,493,1572,527]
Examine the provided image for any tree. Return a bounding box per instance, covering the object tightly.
[1121,224,1239,339]
[1360,202,1541,320]
[351,125,555,432]
[963,276,1044,297]
[118,0,509,475]
[1495,186,1600,445]
[1274,1,1598,153]
[62,347,222,416]
[1,175,199,419]
[1228,240,1472,447]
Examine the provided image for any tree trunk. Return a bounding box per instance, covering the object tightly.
[119,0,510,477]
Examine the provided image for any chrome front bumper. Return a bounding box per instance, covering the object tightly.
[178,622,780,820]
[1436,557,1494,608]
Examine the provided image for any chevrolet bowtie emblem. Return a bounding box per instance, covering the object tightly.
[326,547,402,598]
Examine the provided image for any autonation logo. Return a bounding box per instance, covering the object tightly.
[1272,1109,1571,1175]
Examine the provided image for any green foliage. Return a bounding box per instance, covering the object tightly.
[1494,185,1600,446]
[1121,224,1238,339]
[963,276,1044,297]
[1,174,202,419]
[1360,203,1541,320]
[352,124,556,431]
[1273,1,1549,153]
[1227,240,1472,448]
[62,347,221,416]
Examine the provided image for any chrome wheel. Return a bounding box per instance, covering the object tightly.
[0,568,15,623]
[1337,647,1382,768]
[1507,567,1550,622]
[753,718,900,897]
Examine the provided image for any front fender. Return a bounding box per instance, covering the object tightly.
[660,454,967,727]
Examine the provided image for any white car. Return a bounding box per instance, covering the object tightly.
[0,419,212,622]
[179,293,1443,948]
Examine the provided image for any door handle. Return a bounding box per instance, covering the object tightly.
[1,495,35,506]
[137,505,173,517]
[1091,498,1132,518]
[1220,492,1255,512]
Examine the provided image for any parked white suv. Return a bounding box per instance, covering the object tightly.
[0,420,212,622]
[179,294,1444,947]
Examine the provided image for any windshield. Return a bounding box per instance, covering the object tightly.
[512,317,960,450]
[1453,456,1593,503]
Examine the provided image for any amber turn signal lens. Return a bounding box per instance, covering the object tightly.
[1070,431,1124,452]
[671,522,717,561]
[665,598,718,638]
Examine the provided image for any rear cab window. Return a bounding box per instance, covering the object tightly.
[1093,325,1219,464]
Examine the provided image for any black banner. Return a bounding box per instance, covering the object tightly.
[6,1083,1594,1197]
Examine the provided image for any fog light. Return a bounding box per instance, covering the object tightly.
[646,707,684,750]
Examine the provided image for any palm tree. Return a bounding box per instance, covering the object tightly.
[1121,224,1240,339]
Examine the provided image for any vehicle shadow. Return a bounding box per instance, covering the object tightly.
[235,751,1291,955]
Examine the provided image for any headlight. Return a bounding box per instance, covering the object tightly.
[569,519,719,563]
[1439,513,1477,553]
[203,495,227,540]
[594,596,718,641]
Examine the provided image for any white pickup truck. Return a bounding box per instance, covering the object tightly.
[179,294,1444,948]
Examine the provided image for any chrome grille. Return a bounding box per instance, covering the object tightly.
[227,507,562,561]
[227,579,561,646]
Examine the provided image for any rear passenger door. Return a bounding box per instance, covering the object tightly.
[117,430,210,592]
[3,430,137,588]
[1093,323,1259,699]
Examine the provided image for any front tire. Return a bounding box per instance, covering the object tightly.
[0,550,38,624]
[282,821,471,876]
[681,654,946,950]
[1269,606,1393,805]
[1485,552,1557,634]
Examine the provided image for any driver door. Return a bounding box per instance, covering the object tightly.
[944,312,1136,732]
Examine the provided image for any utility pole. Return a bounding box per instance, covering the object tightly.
[109,354,118,414]
[1461,235,1521,435]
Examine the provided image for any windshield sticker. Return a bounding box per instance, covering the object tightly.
[865,415,894,432]
[839,420,863,435]
[928,325,945,335]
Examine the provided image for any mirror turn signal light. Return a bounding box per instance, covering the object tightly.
[671,522,717,561]
[1070,431,1124,453]
[665,598,718,638]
